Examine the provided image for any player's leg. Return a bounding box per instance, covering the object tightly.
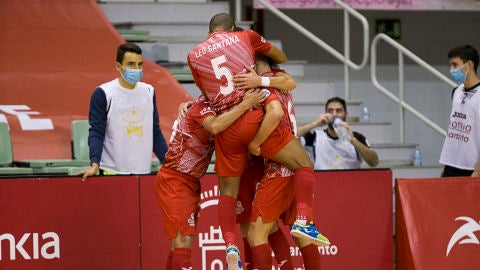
[215,110,264,270]
[237,155,265,269]
[154,168,200,269]
[240,223,253,269]
[170,231,195,269]
[269,139,330,246]
[293,237,322,270]
[247,174,295,269]
[269,138,312,169]
[284,197,323,270]
[218,175,244,270]
[268,222,294,270]
[247,217,275,270]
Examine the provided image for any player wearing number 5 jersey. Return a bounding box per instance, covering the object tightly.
[188,13,329,269]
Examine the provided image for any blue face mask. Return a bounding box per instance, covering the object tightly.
[450,64,467,83]
[122,67,143,85]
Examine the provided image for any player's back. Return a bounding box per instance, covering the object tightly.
[163,98,215,179]
[262,70,297,136]
[188,30,268,113]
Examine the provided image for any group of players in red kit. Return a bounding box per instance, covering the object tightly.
[155,13,331,270]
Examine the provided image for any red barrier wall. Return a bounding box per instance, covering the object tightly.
[0,170,393,269]
[396,177,480,270]
[0,176,141,270]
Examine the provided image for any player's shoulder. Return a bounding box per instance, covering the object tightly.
[238,29,262,38]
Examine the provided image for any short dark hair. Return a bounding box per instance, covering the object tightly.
[116,43,142,64]
[448,45,479,73]
[209,13,235,33]
[325,97,347,112]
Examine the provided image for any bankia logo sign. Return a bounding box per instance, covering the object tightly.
[0,232,60,261]
[446,216,480,257]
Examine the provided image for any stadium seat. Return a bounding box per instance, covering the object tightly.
[151,157,162,174]
[0,122,34,176]
[17,120,91,175]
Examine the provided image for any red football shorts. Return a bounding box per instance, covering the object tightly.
[250,175,296,225]
[260,124,294,159]
[214,109,263,176]
[155,167,201,239]
[215,109,294,176]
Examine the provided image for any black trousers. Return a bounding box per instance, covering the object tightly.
[441,165,473,177]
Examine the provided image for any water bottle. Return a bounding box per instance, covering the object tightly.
[361,105,370,122]
[413,146,422,167]
[332,117,352,142]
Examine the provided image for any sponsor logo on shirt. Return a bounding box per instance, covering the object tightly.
[452,111,467,119]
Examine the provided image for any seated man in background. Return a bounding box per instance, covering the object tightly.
[297,97,379,170]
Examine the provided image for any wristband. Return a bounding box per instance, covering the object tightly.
[261,76,270,87]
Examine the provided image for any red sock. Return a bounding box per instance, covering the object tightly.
[268,229,293,269]
[251,244,272,270]
[242,237,252,269]
[171,248,192,270]
[300,244,322,270]
[218,195,238,246]
[166,250,172,270]
[293,167,315,223]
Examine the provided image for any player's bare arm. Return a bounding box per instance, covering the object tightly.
[263,44,288,64]
[202,89,266,135]
[342,122,379,167]
[233,65,296,92]
[248,99,283,155]
[297,113,333,137]
[177,100,195,120]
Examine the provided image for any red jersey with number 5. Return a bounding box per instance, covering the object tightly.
[187,29,272,113]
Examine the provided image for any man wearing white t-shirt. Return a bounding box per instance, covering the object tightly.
[440,45,480,177]
[298,97,379,170]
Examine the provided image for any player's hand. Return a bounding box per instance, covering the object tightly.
[233,65,260,90]
[340,121,354,140]
[314,113,333,127]
[241,89,267,109]
[77,163,99,182]
[177,100,195,120]
[248,141,261,156]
